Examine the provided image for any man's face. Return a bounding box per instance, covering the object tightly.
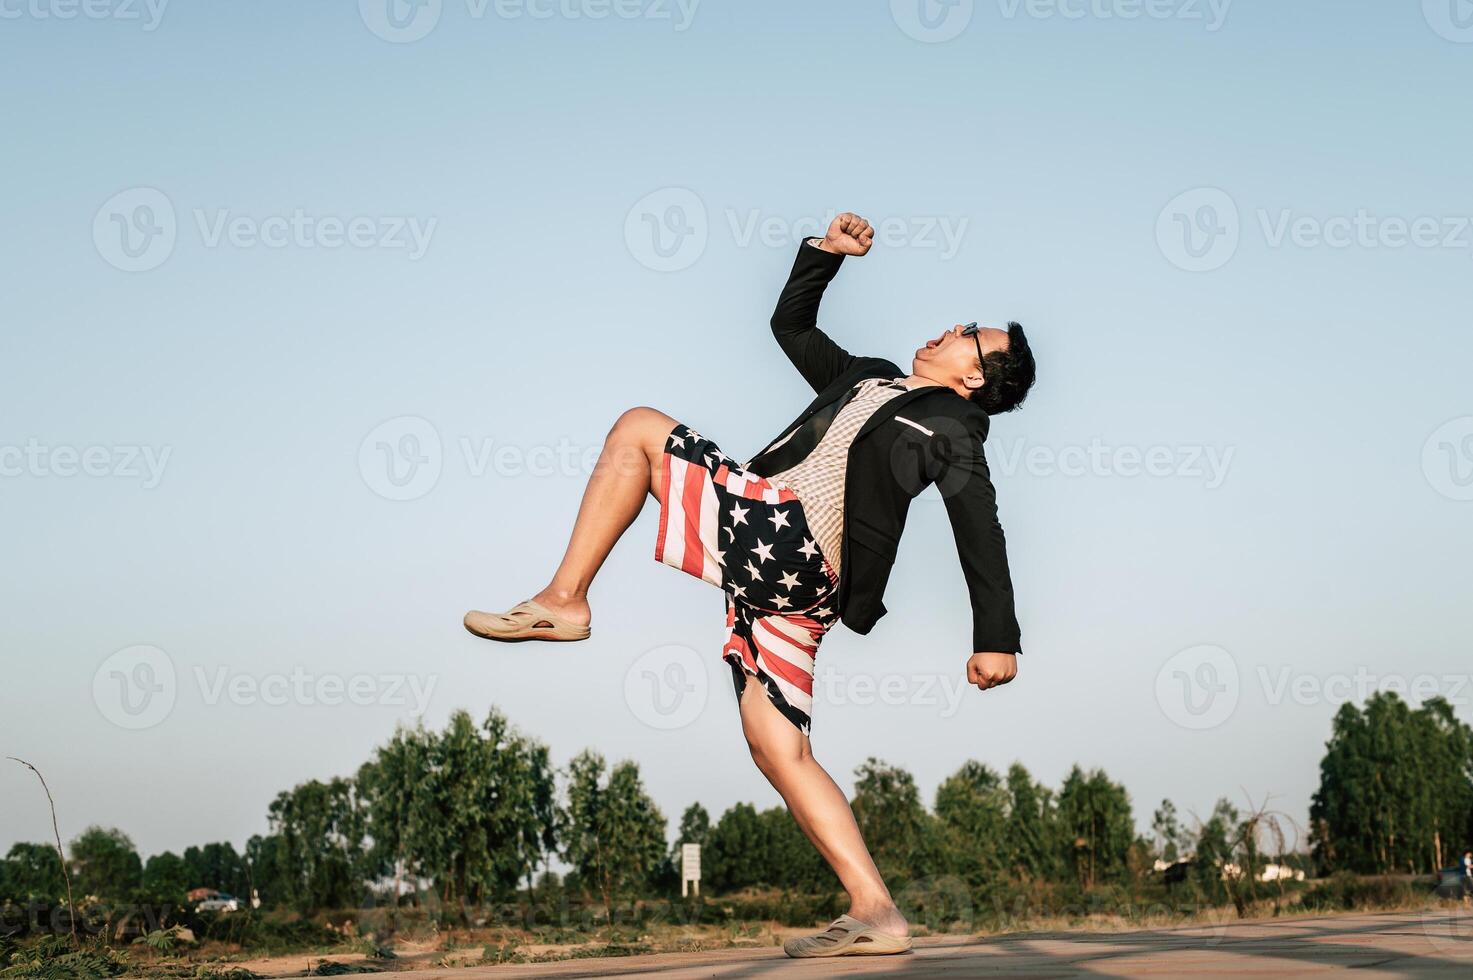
[912,323,1010,391]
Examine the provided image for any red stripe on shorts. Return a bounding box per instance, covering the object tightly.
[679,460,708,579]
[654,448,676,566]
[752,622,815,695]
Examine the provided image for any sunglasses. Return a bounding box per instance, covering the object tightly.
[961,322,985,368]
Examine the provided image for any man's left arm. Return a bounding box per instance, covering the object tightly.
[933,416,1022,691]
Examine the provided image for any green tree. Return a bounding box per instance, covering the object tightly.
[266,777,368,911]
[705,803,767,892]
[1054,767,1133,889]
[1310,693,1473,874]
[933,761,1009,889]
[141,851,191,903]
[1152,799,1187,864]
[851,758,932,884]
[758,806,832,892]
[243,833,286,908]
[356,708,557,914]
[1,842,64,903]
[1003,763,1057,881]
[676,803,711,850]
[355,722,432,902]
[182,842,247,895]
[560,751,667,919]
[69,827,142,903]
[1190,797,1240,892]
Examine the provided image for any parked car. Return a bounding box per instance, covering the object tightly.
[195,893,241,912]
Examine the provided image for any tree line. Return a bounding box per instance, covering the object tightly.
[1310,693,1473,874]
[4,692,1471,921]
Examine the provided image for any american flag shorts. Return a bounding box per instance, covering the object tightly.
[655,422,840,734]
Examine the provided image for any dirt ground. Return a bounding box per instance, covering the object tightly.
[206,908,1472,978]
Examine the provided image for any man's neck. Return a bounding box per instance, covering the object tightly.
[903,373,967,397]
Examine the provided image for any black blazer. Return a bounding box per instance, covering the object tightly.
[744,242,1022,654]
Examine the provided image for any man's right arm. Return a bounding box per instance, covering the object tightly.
[769,212,875,394]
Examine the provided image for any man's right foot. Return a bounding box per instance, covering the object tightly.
[527,589,591,628]
[463,600,591,643]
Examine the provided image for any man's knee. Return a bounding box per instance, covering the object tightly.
[608,406,674,452]
[746,736,809,781]
[602,407,671,474]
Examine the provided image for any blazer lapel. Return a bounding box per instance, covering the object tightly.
[852,386,949,446]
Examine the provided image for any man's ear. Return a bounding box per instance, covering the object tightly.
[963,371,985,392]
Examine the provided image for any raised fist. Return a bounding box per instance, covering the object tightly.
[820,212,875,256]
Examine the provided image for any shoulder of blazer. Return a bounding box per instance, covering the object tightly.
[910,387,992,442]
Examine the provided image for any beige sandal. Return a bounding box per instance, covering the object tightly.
[463,601,590,643]
[782,915,912,958]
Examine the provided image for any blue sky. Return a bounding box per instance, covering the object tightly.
[2,0,1471,862]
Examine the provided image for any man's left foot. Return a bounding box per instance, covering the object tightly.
[463,600,591,643]
[783,915,912,958]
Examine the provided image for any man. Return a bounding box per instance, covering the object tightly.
[465,212,1036,957]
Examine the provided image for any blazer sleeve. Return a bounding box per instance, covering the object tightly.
[932,415,1023,654]
[770,240,859,393]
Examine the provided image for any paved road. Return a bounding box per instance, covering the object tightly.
[396,910,1472,978]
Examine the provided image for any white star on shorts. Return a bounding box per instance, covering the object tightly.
[751,540,775,563]
[729,502,750,526]
[744,560,764,582]
[772,593,792,609]
[798,537,820,560]
[768,509,791,531]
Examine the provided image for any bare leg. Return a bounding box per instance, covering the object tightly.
[527,406,678,627]
[738,677,909,936]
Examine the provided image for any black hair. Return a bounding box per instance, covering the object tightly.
[972,321,1036,416]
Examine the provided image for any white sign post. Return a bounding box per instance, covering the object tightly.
[680,843,701,897]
